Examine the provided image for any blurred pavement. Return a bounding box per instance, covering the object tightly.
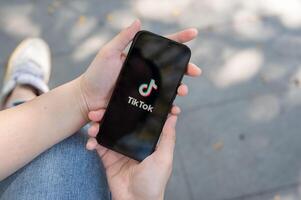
[1,0,301,200]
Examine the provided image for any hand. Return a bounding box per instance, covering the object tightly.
[87,111,179,200]
[78,19,201,113]
[82,20,202,200]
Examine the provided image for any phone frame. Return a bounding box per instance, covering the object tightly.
[97,30,191,161]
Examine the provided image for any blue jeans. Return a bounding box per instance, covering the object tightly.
[0,127,111,200]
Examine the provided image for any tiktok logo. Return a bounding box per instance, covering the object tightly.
[138,79,158,97]
[127,79,157,112]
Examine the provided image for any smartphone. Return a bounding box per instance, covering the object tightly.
[97,30,191,161]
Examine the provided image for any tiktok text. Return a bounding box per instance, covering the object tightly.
[128,96,154,112]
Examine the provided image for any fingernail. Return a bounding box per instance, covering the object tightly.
[196,67,202,75]
[189,28,198,36]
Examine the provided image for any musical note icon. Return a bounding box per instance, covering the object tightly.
[138,79,158,97]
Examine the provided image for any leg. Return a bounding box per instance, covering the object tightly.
[1,86,110,199]
[0,129,110,200]
[3,84,37,108]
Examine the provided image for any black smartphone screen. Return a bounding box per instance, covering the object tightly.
[97,31,191,161]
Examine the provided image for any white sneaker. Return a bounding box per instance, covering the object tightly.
[1,38,51,105]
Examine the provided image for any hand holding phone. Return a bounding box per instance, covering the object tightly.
[82,20,201,200]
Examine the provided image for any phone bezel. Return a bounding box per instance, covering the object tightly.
[97,30,191,161]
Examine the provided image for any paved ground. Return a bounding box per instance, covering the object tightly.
[1,0,301,199]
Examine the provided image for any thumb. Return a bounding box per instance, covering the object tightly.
[105,19,141,52]
[155,115,178,160]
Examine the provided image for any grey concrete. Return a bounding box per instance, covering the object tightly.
[177,97,301,200]
[1,0,301,200]
[243,185,301,200]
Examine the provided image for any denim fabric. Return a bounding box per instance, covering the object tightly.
[0,128,111,200]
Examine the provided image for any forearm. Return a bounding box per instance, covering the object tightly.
[0,77,88,180]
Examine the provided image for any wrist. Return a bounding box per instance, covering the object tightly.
[72,76,90,122]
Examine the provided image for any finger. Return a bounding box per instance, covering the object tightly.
[166,28,198,43]
[96,145,126,168]
[171,105,181,115]
[177,84,188,96]
[106,19,141,52]
[155,115,177,159]
[96,144,109,157]
[88,109,105,122]
[88,122,100,137]
[86,137,98,151]
[186,63,202,77]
